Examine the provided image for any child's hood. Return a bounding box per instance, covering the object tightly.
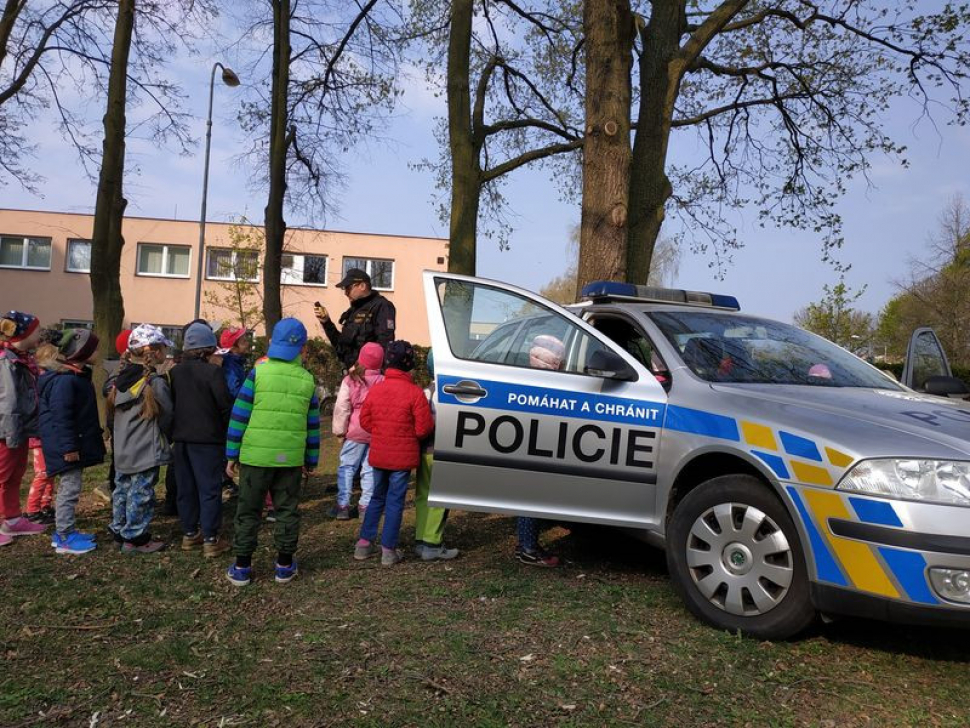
[114,363,149,399]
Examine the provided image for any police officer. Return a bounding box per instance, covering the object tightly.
[315,268,396,369]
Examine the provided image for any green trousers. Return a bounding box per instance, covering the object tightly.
[414,453,448,546]
[234,465,302,557]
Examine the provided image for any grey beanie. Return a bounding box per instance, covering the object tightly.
[183,322,217,351]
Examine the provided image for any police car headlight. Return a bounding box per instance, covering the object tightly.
[838,459,970,506]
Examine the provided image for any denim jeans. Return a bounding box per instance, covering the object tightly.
[111,467,159,545]
[55,467,84,535]
[517,517,544,552]
[336,439,374,508]
[359,468,409,549]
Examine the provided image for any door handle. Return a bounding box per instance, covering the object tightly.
[443,381,488,399]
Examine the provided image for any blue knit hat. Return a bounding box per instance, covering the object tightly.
[0,311,39,343]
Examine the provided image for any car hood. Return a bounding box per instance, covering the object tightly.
[708,384,970,460]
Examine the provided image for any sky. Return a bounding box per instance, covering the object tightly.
[3,27,969,324]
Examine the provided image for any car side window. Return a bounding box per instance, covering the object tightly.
[436,278,613,376]
[471,321,521,364]
[591,315,668,376]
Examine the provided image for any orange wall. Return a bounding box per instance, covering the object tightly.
[0,209,448,345]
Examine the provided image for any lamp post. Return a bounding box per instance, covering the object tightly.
[193,62,241,320]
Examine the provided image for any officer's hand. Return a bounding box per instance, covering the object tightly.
[314,303,329,323]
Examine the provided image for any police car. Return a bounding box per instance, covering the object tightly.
[424,272,970,639]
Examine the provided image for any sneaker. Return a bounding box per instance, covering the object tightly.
[357,505,366,521]
[1,518,46,536]
[226,563,252,587]
[381,548,404,566]
[515,547,560,568]
[354,541,378,561]
[335,505,351,521]
[52,531,95,548]
[413,542,426,558]
[203,537,230,559]
[92,483,112,504]
[421,544,460,562]
[264,510,277,523]
[122,540,166,554]
[181,532,204,551]
[275,560,298,583]
[0,532,12,547]
[52,532,97,555]
[26,510,55,525]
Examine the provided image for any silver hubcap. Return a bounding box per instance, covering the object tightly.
[686,502,794,617]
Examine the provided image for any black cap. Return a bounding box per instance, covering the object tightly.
[337,268,371,289]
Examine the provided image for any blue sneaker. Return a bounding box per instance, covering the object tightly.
[226,563,252,587]
[275,560,298,584]
[51,531,96,548]
[52,532,97,555]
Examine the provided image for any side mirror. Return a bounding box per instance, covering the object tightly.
[585,349,637,381]
[924,375,970,397]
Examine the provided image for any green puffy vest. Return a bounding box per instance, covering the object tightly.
[240,359,315,468]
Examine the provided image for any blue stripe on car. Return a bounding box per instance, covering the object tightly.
[786,486,849,587]
[877,547,938,604]
[779,431,822,462]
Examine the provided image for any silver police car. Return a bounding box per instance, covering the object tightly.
[424,272,970,639]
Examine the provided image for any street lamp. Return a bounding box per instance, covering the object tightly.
[193,62,241,320]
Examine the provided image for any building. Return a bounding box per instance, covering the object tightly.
[0,209,448,345]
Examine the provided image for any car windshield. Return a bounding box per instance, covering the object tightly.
[648,310,902,389]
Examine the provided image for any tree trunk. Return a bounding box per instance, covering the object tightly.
[576,0,634,294]
[445,0,480,276]
[263,0,291,332]
[627,4,683,284]
[89,0,134,412]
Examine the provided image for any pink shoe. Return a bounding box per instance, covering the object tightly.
[1,518,47,536]
[0,532,12,547]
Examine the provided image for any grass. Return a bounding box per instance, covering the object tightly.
[2,435,970,726]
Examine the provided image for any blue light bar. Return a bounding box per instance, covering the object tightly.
[579,281,740,311]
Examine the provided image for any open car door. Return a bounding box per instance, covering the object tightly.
[423,271,669,528]
[902,327,969,399]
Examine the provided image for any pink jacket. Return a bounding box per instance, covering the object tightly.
[332,370,383,443]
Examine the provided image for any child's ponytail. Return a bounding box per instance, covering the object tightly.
[127,347,162,421]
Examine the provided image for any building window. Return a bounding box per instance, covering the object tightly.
[60,320,94,330]
[0,236,52,270]
[66,239,92,273]
[343,257,394,290]
[136,243,191,278]
[206,248,260,282]
[281,253,328,286]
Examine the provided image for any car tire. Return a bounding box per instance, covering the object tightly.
[666,474,816,640]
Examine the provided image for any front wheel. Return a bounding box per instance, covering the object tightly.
[666,474,816,640]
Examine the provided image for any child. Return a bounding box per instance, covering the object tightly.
[216,327,250,399]
[330,341,384,520]
[94,328,132,505]
[225,318,321,586]
[108,325,174,554]
[170,322,234,558]
[216,326,250,500]
[0,311,47,545]
[354,340,434,566]
[24,332,63,525]
[413,350,458,561]
[515,334,563,568]
[38,328,106,555]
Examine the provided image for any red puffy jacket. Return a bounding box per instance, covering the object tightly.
[360,368,434,470]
